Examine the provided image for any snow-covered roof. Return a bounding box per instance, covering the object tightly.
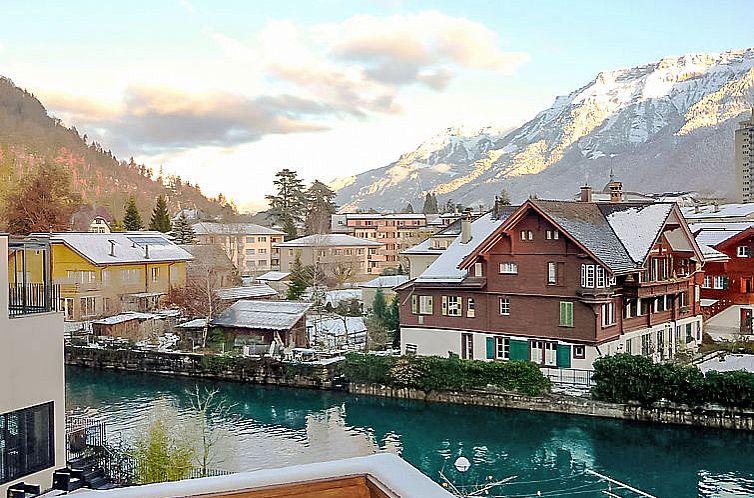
[92,312,158,325]
[697,243,729,262]
[176,318,207,329]
[256,271,291,281]
[698,354,754,374]
[695,229,742,248]
[344,213,426,220]
[215,284,278,300]
[416,213,503,283]
[689,221,754,233]
[682,203,754,220]
[401,238,437,255]
[307,315,367,337]
[325,289,362,306]
[191,222,284,236]
[211,300,312,331]
[602,203,675,263]
[359,275,410,289]
[49,232,193,265]
[275,234,382,247]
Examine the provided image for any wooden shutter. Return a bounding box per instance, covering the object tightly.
[441,296,448,315]
[411,295,417,314]
[508,339,529,361]
[560,302,573,327]
[486,337,495,359]
[556,345,572,368]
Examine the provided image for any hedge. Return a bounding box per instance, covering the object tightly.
[592,354,754,408]
[343,353,551,396]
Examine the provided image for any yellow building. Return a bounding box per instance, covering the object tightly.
[47,232,193,321]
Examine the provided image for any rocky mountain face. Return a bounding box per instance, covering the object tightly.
[335,49,754,211]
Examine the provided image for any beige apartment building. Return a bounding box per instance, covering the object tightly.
[2,234,66,496]
[736,108,754,203]
[274,234,383,281]
[192,223,285,275]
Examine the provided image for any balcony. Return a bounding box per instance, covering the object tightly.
[8,282,60,317]
[8,237,59,318]
[623,276,691,298]
[576,286,614,303]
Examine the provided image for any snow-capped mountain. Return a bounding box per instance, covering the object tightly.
[335,48,754,211]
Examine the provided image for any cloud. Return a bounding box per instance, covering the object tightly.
[48,87,331,153]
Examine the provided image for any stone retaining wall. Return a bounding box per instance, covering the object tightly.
[65,346,341,389]
[348,383,754,431]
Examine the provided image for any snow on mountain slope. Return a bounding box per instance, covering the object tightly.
[335,48,754,211]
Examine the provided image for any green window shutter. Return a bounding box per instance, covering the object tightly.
[560,302,573,327]
[441,296,448,316]
[411,295,417,314]
[509,339,529,361]
[428,296,433,313]
[556,345,572,368]
[486,337,495,359]
[568,303,574,326]
[723,276,729,290]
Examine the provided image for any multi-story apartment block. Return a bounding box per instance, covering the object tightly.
[736,108,754,203]
[275,234,383,280]
[334,214,432,271]
[2,234,66,496]
[192,223,285,275]
[46,232,192,321]
[397,193,705,369]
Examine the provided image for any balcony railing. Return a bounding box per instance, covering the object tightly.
[8,283,60,317]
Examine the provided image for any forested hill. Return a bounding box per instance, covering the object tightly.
[0,76,230,221]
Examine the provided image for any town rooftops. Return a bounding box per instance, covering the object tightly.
[682,203,754,220]
[256,271,290,281]
[47,232,193,265]
[92,312,160,325]
[344,213,426,219]
[191,222,284,236]
[275,234,382,247]
[359,275,410,289]
[211,300,313,331]
[214,284,277,300]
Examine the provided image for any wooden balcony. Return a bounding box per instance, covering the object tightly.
[622,276,691,298]
[576,286,615,303]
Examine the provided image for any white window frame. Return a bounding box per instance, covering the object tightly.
[445,296,462,317]
[467,298,475,318]
[499,262,518,274]
[474,262,483,277]
[495,336,510,360]
[150,267,160,283]
[601,302,615,327]
[713,275,726,289]
[499,297,510,316]
[545,230,559,240]
[703,275,712,288]
[738,246,752,258]
[547,262,557,284]
[418,295,433,315]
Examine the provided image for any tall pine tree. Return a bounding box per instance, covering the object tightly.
[265,169,307,239]
[170,213,196,244]
[286,255,308,301]
[122,195,143,231]
[305,180,337,235]
[149,195,172,232]
[422,192,438,214]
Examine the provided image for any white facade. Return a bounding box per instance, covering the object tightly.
[1,235,66,496]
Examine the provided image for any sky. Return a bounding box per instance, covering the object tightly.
[1,0,753,212]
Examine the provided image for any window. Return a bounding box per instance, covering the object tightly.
[246,236,255,243]
[713,275,728,290]
[150,267,160,283]
[0,402,55,485]
[545,230,559,240]
[121,268,139,283]
[601,302,615,327]
[738,246,752,258]
[573,345,585,359]
[258,236,267,243]
[641,333,653,356]
[461,333,474,359]
[499,297,510,315]
[474,262,483,277]
[412,295,432,314]
[257,259,266,266]
[559,301,574,327]
[259,248,267,254]
[80,296,96,317]
[442,296,462,316]
[495,337,510,360]
[581,264,596,288]
[246,248,256,255]
[624,298,640,318]
[67,270,96,284]
[653,296,667,313]
[520,230,534,241]
[547,262,557,284]
[467,298,475,318]
[596,267,606,288]
[679,290,689,309]
[101,269,111,284]
[650,257,668,281]
[499,262,518,274]
[703,275,712,288]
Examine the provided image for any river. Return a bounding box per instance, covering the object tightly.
[65,366,754,497]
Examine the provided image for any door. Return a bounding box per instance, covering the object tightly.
[544,342,558,367]
[530,340,544,364]
[745,278,753,293]
[461,333,474,359]
[740,308,753,335]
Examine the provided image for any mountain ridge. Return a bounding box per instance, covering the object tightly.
[334,48,754,211]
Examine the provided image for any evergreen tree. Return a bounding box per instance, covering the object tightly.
[265,169,307,239]
[170,213,196,244]
[372,288,387,321]
[422,193,438,214]
[149,194,172,232]
[386,295,400,348]
[305,180,337,235]
[123,195,143,231]
[111,219,125,232]
[286,255,308,300]
[402,202,415,214]
[499,189,511,205]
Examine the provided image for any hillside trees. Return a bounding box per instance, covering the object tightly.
[2,163,81,234]
[149,195,172,232]
[305,180,337,235]
[422,192,438,214]
[123,195,143,231]
[170,213,196,244]
[266,169,307,239]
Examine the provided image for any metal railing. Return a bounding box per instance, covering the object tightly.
[8,283,60,317]
[541,367,595,388]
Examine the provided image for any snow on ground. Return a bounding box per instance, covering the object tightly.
[698,354,754,374]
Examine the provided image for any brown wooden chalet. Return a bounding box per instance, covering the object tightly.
[397,189,706,369]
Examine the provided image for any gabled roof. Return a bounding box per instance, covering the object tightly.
[358,275,410,289]
[48,232,193,265]
[711,226,754,251]
[192,222,284,236]
[211,300,312,331]
[215,284,278,300]
[256,271,291,281]
[275,234,382,247]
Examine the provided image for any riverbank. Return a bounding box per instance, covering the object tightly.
[66,346,754,431]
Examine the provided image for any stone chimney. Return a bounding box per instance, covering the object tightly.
[713,201,720,213]
[694,204,700,214]
[108,240,116,257]
[580,185,593,203]
[609,180,623,203]
[460,212,472,244]
[144,244,150,259]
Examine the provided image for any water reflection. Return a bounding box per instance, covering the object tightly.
[66,367,754,497]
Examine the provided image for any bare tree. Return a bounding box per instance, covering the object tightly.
[187,386,237,476]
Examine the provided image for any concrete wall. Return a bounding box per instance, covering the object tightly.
[1,236,66,496]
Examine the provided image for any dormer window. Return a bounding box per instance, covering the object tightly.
[737,246,752,258]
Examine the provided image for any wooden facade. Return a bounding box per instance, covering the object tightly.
[700,227,754,307]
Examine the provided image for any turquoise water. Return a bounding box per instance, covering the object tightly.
[66,366,754,497]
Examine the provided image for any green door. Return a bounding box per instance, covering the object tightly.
[556,344,572,368]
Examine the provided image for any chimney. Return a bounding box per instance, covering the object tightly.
[580,185,593,203]
[492,195,501,219]
[694,204,700,214]
[144,244,150,259]
[609,180,623,203]
[713,201,720,213]
[460,213,472,244]
[108,240,116,257]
